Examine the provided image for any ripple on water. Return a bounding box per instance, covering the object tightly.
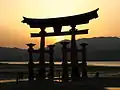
[106,87,120,90]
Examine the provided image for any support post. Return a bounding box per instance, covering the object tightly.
[60,41,69,82]
[39,27,46,79]
[26,43,36,81]
[70,25,80,81]
[80,43,88,78]
[47,45,55,80]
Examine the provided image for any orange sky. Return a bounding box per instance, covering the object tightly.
[0,0,120,49]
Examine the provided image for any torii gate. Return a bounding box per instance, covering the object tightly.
[22,8,99,81]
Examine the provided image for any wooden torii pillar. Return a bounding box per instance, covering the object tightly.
[60,41,69,82]
[70,25,80,81]
[38,27,46,79]
[26,43,36,80]
[80,43,88,78]
[47,45,55,80]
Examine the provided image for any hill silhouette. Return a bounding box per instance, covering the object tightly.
[0,37,120,61]
[0,47,28,61]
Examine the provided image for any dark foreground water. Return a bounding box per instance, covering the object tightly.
[0,61,120,90]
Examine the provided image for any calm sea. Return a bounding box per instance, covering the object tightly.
[1,61,120,66]
[0,61,120,90]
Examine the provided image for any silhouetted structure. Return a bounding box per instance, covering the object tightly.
[22,8,99,81]
[22,8,99,30]
[80,43,88,78]
[26,43,36,80]
[47,45,55,80]
[60,41,69,82]
[70,25,80,81]
[95,72,99,78]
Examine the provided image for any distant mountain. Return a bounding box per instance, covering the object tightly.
[0,37,120,61]
[77,37,120,61]
[53,37,120,61]
[0,47,28,61]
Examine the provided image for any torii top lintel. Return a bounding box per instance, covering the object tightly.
[22,8,99,33]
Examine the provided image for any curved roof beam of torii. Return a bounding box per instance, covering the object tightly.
[22,8,99,33]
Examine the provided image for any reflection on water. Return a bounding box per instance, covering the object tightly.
[0,79,16,83]
[88,61,120,67]
[106,87,120,90]
[1,61,120,66]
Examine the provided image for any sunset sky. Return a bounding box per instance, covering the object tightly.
[0,0,120,49]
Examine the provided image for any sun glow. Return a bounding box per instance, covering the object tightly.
[21,0,100,47]
[55,36,65,42]
[1,0,120,48]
